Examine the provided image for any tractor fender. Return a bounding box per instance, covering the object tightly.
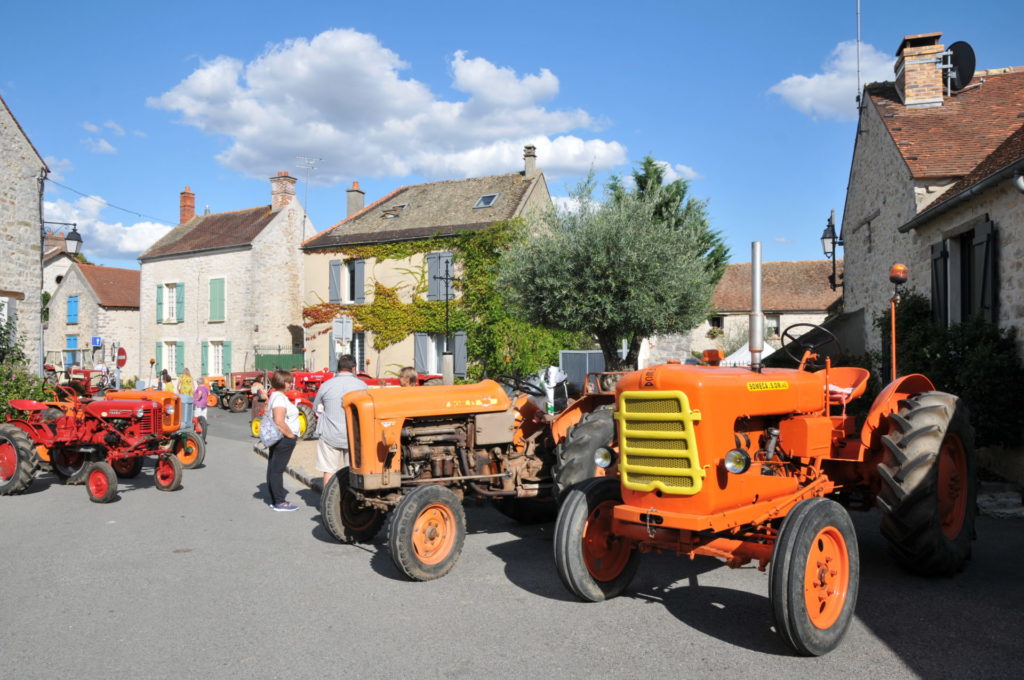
[859,373,935,448]
[8,399,49,411]
[3,418,56,448]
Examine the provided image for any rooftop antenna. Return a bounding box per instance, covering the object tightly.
[295,155,322,228]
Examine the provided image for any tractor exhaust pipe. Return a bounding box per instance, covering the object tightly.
[749,242,764,373]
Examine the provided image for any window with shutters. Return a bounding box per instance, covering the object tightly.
[930,217,998,326]
[210,340,224,375]
[209,278,225,322]
[164,341,177,376]
[161,282,184,323]
[67,296,79,324]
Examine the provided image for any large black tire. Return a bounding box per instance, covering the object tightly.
[154,455,183,492]
[175,431,206,469]
[320,468,385,543]
[111,456,144,479]
[553,406,614,501]
[554,477,640,602]
[227,393,248,413]
[876,391,976,576]
[86,462,118,503]
[0,424,36,495]
[387,485,466,581]
[769,497,859,656]
[51,446,92,485]
[493,496,557,524]
[297,403,317,440]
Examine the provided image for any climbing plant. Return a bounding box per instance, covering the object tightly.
[303,218,582,379]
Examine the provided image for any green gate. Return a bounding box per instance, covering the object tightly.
[255,353,304,371]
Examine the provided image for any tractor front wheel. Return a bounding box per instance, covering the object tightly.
[554,477,640,602]
[388,485,466,581]
[320,468,385,543]
[227,393,248,413]
[297,403,316,440]
[877,392,977,575]
[51,447,90,485]
[111,456,144,479]
[86,462,118,503]
[769,497,859,656]
[0,424,36,495]
[154,455,183,491]
[250,417,261,439]
[175,431,206,469]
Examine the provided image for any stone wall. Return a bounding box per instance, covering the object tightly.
[0,98,45,370]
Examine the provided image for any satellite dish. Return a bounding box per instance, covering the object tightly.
[947,41,976,91]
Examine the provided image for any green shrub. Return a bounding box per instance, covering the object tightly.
[0,364,48,422]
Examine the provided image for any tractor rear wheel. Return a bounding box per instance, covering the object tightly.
[206,393,219,408]
[876,391,976,575]
[174,431,206,469]
[111,456,144,479]
[51,447,90,485]
[320,468,385,543]
[553,406,614,501]
[297,404,317,440]
[388,485,466,581]
[227,393,248,413]
[0,424,36,495]
[86,462,118,503]
[554,477,640,602]
[154,455,183,491]
[769,497,859,656]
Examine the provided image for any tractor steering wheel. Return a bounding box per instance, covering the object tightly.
[495,375,546,398]
[780,323,841,367]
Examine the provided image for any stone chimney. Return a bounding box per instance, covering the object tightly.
[523,145,538,178]
[346,181,365,217]
[270,171,297,210]
[179,186,195,224]
[894,32,945,108]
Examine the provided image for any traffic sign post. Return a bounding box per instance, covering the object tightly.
[115,344,127,389]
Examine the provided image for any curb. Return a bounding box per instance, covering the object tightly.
[252,442,323,493]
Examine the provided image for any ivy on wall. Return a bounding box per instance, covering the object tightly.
[303,218,581,378]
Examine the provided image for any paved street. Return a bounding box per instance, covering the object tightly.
[2,406,1023,680]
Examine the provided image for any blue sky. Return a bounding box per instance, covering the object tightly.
[4,1,1021,270]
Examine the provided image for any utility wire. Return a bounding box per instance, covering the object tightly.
[45,178,176,225]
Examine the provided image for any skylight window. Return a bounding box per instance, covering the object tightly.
[381,203,407,219]
[474,193,499,209]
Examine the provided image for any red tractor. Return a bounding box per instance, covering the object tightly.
[551,246,976,656]
[0,386,187,503]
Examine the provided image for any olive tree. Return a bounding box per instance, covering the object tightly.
[496,176,722,370]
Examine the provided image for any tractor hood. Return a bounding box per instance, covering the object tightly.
[344,380,511,420]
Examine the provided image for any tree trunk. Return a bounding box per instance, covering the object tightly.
[597,334,627,371]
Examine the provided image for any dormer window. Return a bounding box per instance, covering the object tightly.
[474,193,499,209]
[381,204,407,219]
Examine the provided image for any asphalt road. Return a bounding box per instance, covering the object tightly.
[2,406,1022,680]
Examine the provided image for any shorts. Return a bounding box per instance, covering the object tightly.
[315,439,349,474]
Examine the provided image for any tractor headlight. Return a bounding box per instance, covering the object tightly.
[165,404,175,415]
[135,407,145,419]
[594,446,616,469]
[724,449,751,474]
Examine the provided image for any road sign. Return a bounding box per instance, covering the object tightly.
[91,336,103,347]
[116,347,127,368]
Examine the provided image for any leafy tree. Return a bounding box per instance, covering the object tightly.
[0,315,47,421]
[496,175,722,370]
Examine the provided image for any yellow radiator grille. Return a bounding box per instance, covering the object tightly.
[616,391,703,495]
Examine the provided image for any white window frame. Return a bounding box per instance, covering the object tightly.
[164,340,178,375]
[428,333,449,374]
[344,262,356,304]
[163,282,181,323]
[209,339,225,376]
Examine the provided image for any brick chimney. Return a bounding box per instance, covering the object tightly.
[346,181,365,217]
[894,32,945,108]
[179,186,195,224]
[270,171,297,210]
[523,144,538,178]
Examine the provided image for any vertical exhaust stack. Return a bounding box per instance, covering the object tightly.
[749,242,764,373]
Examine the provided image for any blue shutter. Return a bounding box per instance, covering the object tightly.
[155,342,162,375]
[329,259,342,303]
[175,341,185,375]
[201,341,209,376]
[176,283,185,323]
[156,285,163,323]
[223,341,232,374]
[426,253,440,301]
[440,252,454,300]
[66,335,78,349]
[67,296,78,324]
[453,331,467,378]
[414,332,429,373]
[353,259,366,304]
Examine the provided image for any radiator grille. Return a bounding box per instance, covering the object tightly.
[615,390,703,495]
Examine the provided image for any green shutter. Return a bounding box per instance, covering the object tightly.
[223,341,232,374]
[155,342,162,375]
[176,283,185,323]
[210,279,225,322]
[156,285,164,323]
[201,341,209,376]
[175,341,185,375]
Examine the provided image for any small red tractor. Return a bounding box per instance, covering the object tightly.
[0,386,191,503]
[552,245,976,656]
[319,371,623,580]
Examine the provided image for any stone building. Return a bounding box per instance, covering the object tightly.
[645,260,842,366]
[137,173,313,383]
[42,231,78,297]
[45,263,140,374]
[302,146,551,376]
[841,32,1024,355]
[0,94,47,371]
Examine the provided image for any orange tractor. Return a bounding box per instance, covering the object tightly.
[320,372,622,581]
[552,244,976,656]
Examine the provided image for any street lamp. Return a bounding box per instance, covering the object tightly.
[39,220,85,374]
[42,221,83,256]
[819,210,843,291]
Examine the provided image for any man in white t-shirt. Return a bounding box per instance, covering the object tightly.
[312,354,368,487]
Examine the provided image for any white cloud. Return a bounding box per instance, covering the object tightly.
[82,121,99,132]
[149,28,626,181]
[132,130,147,137]
[44,196,172,258]
[657,160,701,182]
[44,156,74,181]
[83,137,117,154]
[769,40,893,121]
[774,236,792,244]
[104,121,125,136]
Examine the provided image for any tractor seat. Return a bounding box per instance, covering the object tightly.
[822,366,870,405]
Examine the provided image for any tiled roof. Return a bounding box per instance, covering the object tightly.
[712,260,842,313]
[929,123,1024,208]
[140,205,277,260]
[77,263,140,308]
[867,68,1024,178]
[304,172,538,249]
